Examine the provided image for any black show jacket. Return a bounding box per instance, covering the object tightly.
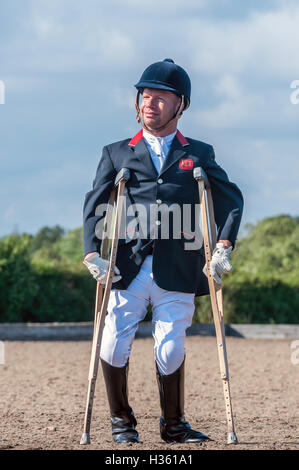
[83,130,244,296]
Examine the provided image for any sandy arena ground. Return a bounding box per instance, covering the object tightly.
[0,336,298,451]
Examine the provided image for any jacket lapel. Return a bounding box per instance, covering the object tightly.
[159,130,190,176]
[129,130,159,176]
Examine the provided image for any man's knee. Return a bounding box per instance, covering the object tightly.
[100,333,131,368]
[100,347,129,368]
[154,340,185,375]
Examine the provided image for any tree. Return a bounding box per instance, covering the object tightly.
[30,225,65,253]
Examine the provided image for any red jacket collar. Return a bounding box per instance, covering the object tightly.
[176,130,189,147]
[128,129,189,147]
[128,129,143,146]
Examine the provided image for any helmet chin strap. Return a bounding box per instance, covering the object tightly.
[135,90,185,134]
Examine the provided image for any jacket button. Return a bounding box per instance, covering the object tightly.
[157,178,163,184]
[155,220,161,226]
[156,199,162,205]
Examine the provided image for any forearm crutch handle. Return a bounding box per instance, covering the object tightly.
[193,166,238,445]
[80,168,131,445]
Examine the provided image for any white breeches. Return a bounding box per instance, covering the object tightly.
[100,255,195,375]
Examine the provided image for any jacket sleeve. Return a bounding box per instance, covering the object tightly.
[203,146,244,248]
[83,146,117,256]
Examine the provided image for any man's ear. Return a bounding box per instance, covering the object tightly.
[177,95,185,118]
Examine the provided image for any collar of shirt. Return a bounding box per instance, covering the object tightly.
[142,129,177,157]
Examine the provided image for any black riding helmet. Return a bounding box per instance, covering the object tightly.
[135,58,191,110]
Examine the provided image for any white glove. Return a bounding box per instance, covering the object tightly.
[203,242,233,285]
[83,252,122,284]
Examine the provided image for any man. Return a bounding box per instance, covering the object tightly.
[83,59,244,444]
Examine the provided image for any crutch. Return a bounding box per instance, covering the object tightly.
[91,178,118,339]
[80,167,130,445]
[193,166,238,445]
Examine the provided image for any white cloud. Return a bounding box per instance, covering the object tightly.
[102,0,207,13]
[215,74,242,100]
[192,74,255,129]
[113,87,136,109]
[194,96,258,129]
[186,6,299,80]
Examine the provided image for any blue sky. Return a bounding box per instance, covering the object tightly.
[0,0,298,238]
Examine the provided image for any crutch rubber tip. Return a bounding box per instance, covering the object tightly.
[80,433,91,445]
[227,432,238,444]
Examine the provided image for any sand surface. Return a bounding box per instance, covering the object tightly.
[0,336,298,451]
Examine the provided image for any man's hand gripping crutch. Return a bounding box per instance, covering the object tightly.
[80,167,130,445]
[193,167,238,445]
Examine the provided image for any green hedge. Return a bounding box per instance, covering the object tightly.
[0,230,95,323]
[194,278,299,324]
[0,215,298,323]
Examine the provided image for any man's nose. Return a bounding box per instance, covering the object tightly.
[147,97,157,108]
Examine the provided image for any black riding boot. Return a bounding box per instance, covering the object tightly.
[156,358,211,444]
[101,359,139,443]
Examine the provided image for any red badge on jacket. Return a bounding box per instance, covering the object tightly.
[179,158,193,170]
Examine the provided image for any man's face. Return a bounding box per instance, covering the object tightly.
[139,88,181,131]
